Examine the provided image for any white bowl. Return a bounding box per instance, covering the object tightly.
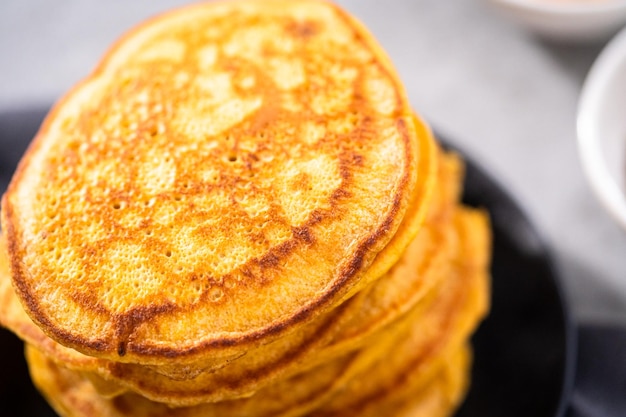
[578,26,626,230]
[487,0,626,42]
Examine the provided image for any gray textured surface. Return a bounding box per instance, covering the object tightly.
[1,0,625,323]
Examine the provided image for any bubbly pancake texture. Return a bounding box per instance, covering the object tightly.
[2,0,424,363]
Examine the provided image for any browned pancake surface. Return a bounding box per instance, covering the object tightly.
[2,0,424,363]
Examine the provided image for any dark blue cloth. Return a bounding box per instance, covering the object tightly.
[566,324,626,417]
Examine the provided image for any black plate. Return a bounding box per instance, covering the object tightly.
[449,137,576,417]
[0,107,576,416]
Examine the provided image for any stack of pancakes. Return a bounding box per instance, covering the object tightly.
[0,1,491,416]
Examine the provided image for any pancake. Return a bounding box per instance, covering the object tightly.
[25,344,469,417]
[323,345,472,417]
[142,122,438,380]
[390,346,471,417]
[0,127,438,390]
[22,205,489,412]
[2,0,435,366]
[24,205,488,415]
[310,207,491,416]
[0,149,461,405]
[27,281,421,416]
[85,148,454,390]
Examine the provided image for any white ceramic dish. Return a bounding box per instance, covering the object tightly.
[578,26,626,230]
[487,0,626,42]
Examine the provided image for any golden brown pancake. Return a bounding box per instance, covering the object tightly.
[24,205,489,415]
[310,207,491,417]
[2,0,435,366]
[25,343,470,417]
[22,205,489,412]
[0,149,462,405]
[26,282,416,416]
[391,347,471,417]
[321,345,472,417]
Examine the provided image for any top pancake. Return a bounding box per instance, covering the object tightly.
[1,0,426,364]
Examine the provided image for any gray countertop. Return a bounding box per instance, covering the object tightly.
[1,0,625,324]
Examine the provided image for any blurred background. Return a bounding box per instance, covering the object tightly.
[2,0,625,324]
